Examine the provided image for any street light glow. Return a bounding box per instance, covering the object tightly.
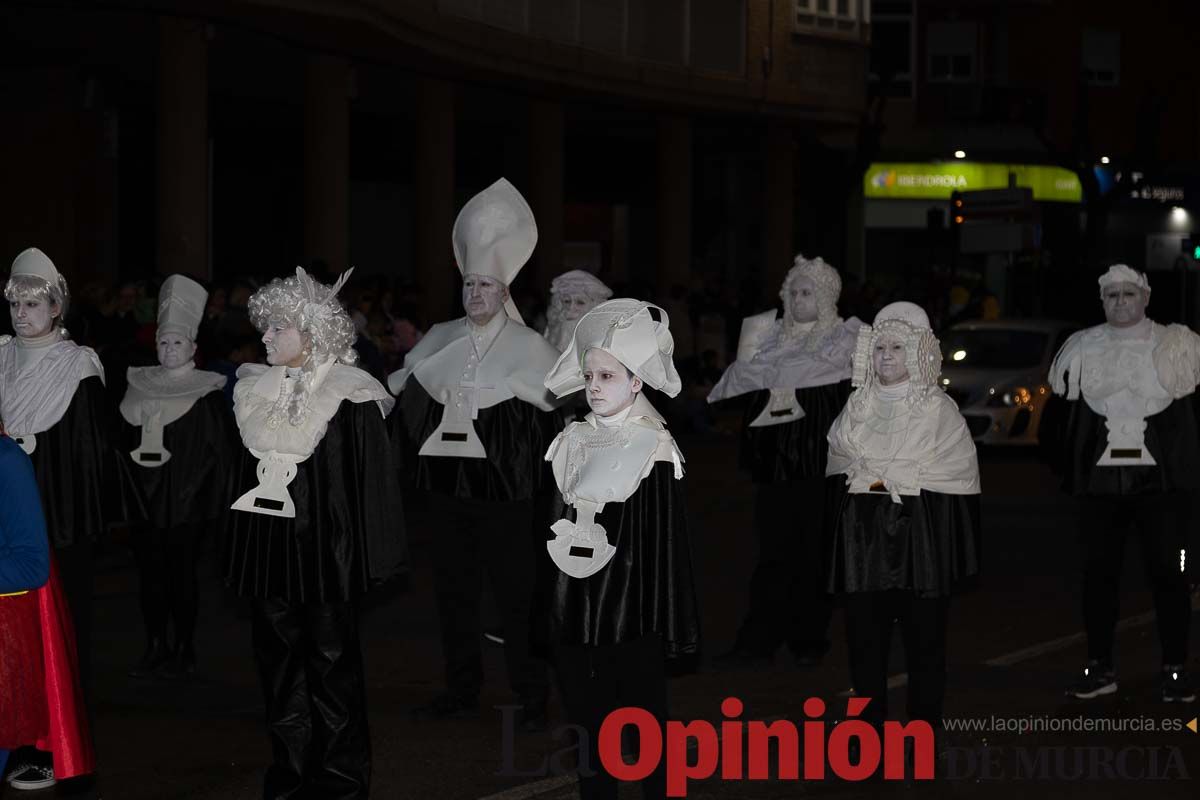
[954,150,966,159]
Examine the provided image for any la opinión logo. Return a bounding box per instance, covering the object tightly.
[498,696,934,797]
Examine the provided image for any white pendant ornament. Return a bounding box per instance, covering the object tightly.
[1096,417,1156,466]
[13,433,35,455]
[750,388,805,427]
[129,408,172,467]
[420,386,488,459]
[547,499,616,579]
[231,450,302,518]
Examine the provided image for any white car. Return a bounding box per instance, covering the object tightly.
[938,319,1078,445]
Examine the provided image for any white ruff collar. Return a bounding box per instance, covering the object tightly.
[826,386,979,503]
[0,336,104,436]
[707,317,862,403]
[120,364,226,426]
[233,360,393,462]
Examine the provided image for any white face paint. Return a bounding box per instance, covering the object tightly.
[558,293,595,322]
[262,323,307,368]
[583,348,642,417]
[156,332,196,369]
[1101,281,1149,328]
[462,274,508,326]
[9,297,58,339]
[872,335,910,386]
[788,276,820,324]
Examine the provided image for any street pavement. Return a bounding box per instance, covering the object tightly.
[8,421,1198,800]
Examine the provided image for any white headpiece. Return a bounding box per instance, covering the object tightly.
[5,247,71,329]
[453,178,537,324]
[1098,263,1151,296]
[851,301,942,395]
[157,274,208,341]
[781,254,842,323]
[545,299,681,398]
[550,270,612,301]
[544,270,614,352]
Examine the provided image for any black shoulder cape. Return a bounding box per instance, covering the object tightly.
[393,375,561,502]
[123,391,239,530]
[536,461,701,660]
[828,482,981,598]
[737,380,852,483]
[224,399,407,602]
[1039,393,1200,496]
[28,375,143,548]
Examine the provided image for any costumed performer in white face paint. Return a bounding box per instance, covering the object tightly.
[540,299,700,800]
[388,178,565,727]
[120,274,236,678]
[225,267,405,799]
[0,247,139,788]
[707,254,861,667]
[543,269,613,353]
[826,301,981,733]
[1045,265,1197,703]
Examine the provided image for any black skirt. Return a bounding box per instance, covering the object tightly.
[737,380,852,484]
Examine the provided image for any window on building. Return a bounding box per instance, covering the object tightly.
[691,0,746,74]
[793,0,868,36]
[869,0,912,96]
[628,0,686,65]
[926,21,976,83]
[1082,29,1120,86]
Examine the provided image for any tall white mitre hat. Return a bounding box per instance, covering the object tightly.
[452,178,537,324]
[11,247,61,284]
[545,298,682,398]
[157,274,208,341]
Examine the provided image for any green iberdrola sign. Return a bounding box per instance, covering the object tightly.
[864,162,1082,202]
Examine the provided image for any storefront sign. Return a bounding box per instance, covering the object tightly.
[865,162,1082,202]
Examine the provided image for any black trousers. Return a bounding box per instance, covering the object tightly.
[844,590,950,727]
[252,598,370,800]
[1079,494,1191,665]
[427,493,548,704]
[133,521,204,648]
[554,635,668,800]
[736,477,833,656]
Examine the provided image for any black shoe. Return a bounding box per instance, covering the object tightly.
[1065,659,1117,700]
[7,764,56,791]
[412,692,480,720]
[712,645,774,670]
[128,638,172,678]
[1160,665,1196,703]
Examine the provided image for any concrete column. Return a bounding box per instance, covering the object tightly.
[764,124,796,302]
[527,99,564,294]
[415,77,457,321]
[156,17,208,279]
[303,54,350,270]
[656,114,692,298]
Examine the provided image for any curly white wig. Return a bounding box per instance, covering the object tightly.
[780,254,841,334]
[5,273,70,334]
[849,301,942,407]
[544,270,613,352]
[247,267,358,427]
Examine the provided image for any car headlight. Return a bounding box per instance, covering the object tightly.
[986,384,1035,408]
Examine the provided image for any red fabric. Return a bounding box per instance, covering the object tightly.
[34,557,96,779]
[0,590,48,747]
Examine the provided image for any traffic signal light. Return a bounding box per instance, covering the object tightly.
[951,191,965,225]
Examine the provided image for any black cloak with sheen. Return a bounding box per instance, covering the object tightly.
[393,375,562,502]
[1039,392,1200,496]
[827,484,982,598]
[737,380,853,484]
[122,391,239,530]
[27,375,143,548]
[224,399,407,603]
[536,461,701,660]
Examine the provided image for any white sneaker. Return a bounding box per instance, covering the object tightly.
[8,764,56,791]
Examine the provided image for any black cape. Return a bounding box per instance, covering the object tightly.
[393,376,561,502]
[828,484,981,598]
[1040,393,1200,496]
[224,399,407,602]
[123,391,238,530]
[737,380,853,483]
[27,375,143,548]
[536,462,701,660]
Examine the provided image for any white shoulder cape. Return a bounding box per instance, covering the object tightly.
[120,366,227,426]
[0,336,104,436]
